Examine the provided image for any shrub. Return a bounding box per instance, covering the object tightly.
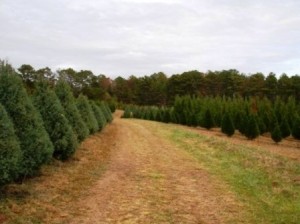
[244,114,260,140]
[90,101,107,131]
[280,116,291,138]
[33,81,78,160]
[292,114,300,140]
[0,103,22,185]
[201,108,215,130]
[55,80,89,142]
[221,112,235,137]
[76,94,99,134]
[99,102,113,123]
[271,122,282,143]
[0,66,53,176]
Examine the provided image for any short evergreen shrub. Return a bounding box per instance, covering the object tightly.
[201,108,215,130]
[244,114,260,140]
[292,115,300,140]
[221,112,235,137]
[280,116,291,138]
[271,122,282,143]
[0,104,22,185]
[90,101,106,131]
[0,66,54,176]
[33,82,78,160]
[55,80,89,142]
[77,94,99,134]
[99,102,113,123]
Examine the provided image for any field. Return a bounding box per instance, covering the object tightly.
[0,110,299,224]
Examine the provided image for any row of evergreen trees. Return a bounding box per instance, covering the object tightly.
[0,63,113,186]
[122,95,300,143]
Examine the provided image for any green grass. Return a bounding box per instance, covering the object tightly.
[158,126,300,224]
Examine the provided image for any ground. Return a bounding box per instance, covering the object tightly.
[0,110,299,224]
[70,111,244,224]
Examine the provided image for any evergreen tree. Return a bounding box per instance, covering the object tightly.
[122,107,132,118]
[0,66,54,176]
[90,101,106,130]
[257,116,267,135]
[163,108,171,123]
[0,104,22,185]
[292,115,300,140]
[55,80,89,142]
[201,108,215,130]
[280,116,291,138]
[221,112,235,137]
[99,102,113,123]
[33,81,78,160]
[244,114,260,140]
[271,122,282,143]
[77,94,99,134]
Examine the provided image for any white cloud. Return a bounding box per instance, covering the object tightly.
[0,0,300,77]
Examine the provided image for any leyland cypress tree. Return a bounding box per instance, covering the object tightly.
[99,102,113,123]
[221,111,235,137]
[201,108,215,130]
[292,115,300,140]
[77,94,99,134]
[0,65,54,176]
[271,122,282,143]
[90,101,106,131]
[0,104,22,185]
[55,80,89,142]
[244,114,260,140]
[280,116,291,138]
[33,82,78,160]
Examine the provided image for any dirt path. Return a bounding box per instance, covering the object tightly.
[70,112,244,224]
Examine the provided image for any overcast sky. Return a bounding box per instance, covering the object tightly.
[1,0,300,78]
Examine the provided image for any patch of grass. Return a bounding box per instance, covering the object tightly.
[162,127,300,224]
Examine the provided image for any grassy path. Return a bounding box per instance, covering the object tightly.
[70,113,244,224]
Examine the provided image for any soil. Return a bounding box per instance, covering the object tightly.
[69,111,246,224]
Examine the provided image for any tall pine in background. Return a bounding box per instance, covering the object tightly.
[33,81,78,160]
[0,63,54,177]
[55,80,89,142]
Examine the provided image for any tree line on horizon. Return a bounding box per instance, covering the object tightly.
[0,61,113,187]
[14,63,300,106]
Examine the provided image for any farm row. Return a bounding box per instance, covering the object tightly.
[0,62,113,186]
[122,95,300,143]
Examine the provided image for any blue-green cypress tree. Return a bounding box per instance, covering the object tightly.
[221,111,235,137]
[271,122,282,143]
[0,65,54,176]
[0,103,22,185]
[33,81,78,160]
[77,94,99,134]
[90,101,107,131]
[55,80,89,142]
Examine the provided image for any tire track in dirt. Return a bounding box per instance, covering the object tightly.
[70,114,245,224]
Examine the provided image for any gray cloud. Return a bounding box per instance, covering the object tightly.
[1,0,300,77]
